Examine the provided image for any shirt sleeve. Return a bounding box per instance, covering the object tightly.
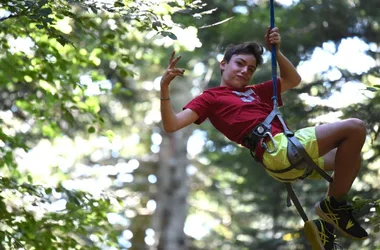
[252,78,283,107]
[183,90,215,125]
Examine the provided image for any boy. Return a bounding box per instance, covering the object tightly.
[160,27,368,249]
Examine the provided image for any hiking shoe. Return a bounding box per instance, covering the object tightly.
[315,196,368,240]
[304,219,337,250]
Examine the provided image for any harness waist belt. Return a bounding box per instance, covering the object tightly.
[242,123,272,150]
[243,123,313,181]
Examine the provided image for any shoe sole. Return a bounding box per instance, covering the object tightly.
[315,205,368,241]
[304,221,325,250]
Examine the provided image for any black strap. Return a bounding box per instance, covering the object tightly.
[252,108,332,181]
[245,104,334,221]
[285,183,309,222]
[248,109,333,221]
[258,108,333,183]
[276,110,294,136]
[261,108,277,128]
[287,135,333,183]
[262,107,293,136]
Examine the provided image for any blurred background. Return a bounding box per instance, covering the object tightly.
[0,0,379,249]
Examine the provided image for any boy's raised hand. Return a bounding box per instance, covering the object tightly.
[161,51,185,86]
[265,26,281,51]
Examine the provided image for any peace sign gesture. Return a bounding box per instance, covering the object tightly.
[160,51,185,87]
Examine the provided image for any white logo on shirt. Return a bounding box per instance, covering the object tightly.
[232,89,255,103]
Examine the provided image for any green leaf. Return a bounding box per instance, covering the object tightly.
[57,37,68,46]
[161,31,177,40]
[43,17,55,24]
[119,68,129,78]
[121,55,133,64]
[366,87,378,92]
[4,152,13,165]
[106,33,116,39]
[27,175,33,183]
[104,130,115,141]
[90,6,98,14]
[40,8,53,17]
[114,1,125,7]
[152,21,161,31]
[88,126,96,133]
[167,33,177,40]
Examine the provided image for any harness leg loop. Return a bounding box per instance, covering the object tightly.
[285,183,309,223]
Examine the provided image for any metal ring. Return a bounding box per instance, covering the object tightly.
[261,131,277,154]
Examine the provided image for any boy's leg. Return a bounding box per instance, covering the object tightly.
[322,148,336,171]
[316,118,365,199]
[314,118,368,240]
[323,149,336,196]
[323,148,336,196]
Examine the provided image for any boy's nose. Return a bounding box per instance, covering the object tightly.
[241,67,249,74]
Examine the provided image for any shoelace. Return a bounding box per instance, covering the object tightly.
[319,222,343,250]
[324,232,343,250]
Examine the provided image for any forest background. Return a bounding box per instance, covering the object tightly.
[0,0,379,249]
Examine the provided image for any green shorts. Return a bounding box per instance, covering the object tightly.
[262,126,325,182]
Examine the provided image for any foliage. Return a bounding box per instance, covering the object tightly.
[0,179,117,249]
[0,0,205,249]
[1,0,379,249]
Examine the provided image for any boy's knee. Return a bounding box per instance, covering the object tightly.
[346,118,366,136]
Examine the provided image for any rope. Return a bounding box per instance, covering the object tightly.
[269,0,278,107]
[268,0,310,223]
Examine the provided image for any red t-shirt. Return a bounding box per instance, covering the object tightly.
[183,79,284,160]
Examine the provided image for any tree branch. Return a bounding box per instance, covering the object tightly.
[198,16,234,29]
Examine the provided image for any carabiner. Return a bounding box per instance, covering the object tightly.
[261,131,277,154]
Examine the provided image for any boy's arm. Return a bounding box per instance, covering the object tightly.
[277,50,301,93]
[160,84,199,133]
[265,27,301,93]
[160,52,199,133]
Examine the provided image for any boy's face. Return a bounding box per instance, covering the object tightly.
[220,54,257,88]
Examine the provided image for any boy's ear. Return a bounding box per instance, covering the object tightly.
[220,59,226,71]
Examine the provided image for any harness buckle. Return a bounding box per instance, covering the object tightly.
[261,131,277,154]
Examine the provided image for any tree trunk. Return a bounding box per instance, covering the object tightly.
[152,126,192,250]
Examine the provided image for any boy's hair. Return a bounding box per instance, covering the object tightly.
[222,41,264,67]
